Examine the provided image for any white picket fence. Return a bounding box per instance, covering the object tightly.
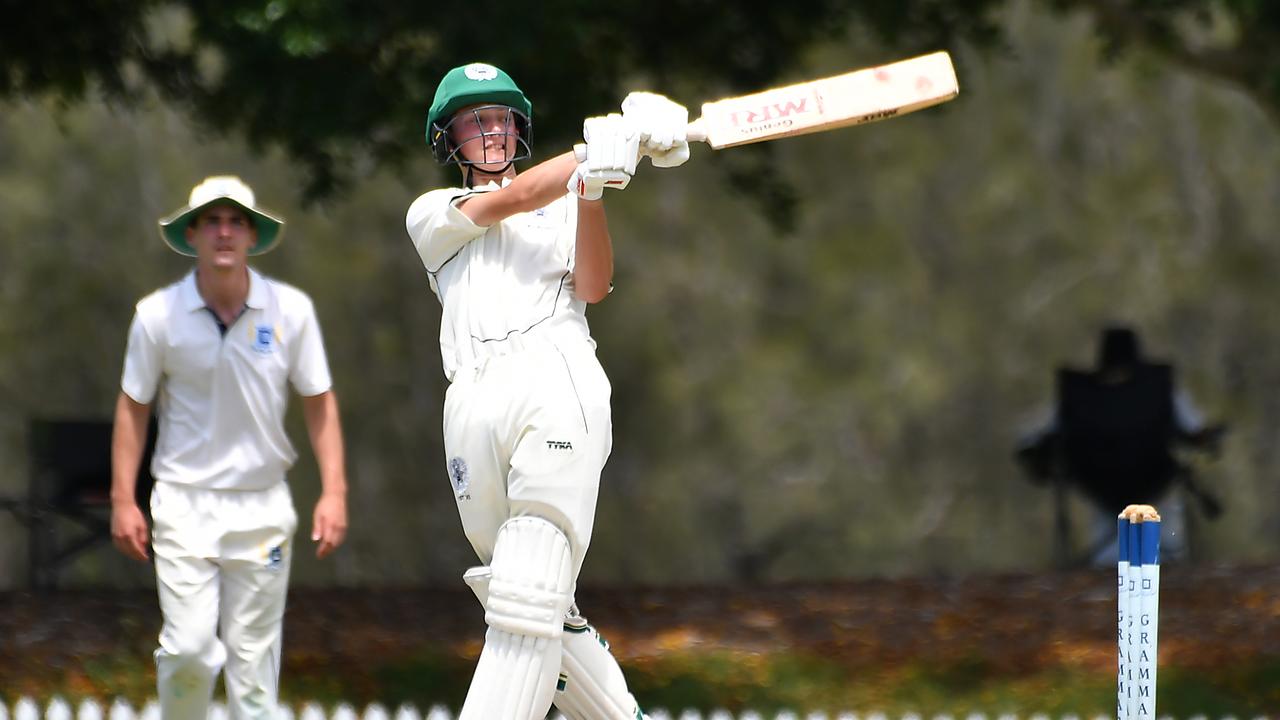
[0,699,1264,720]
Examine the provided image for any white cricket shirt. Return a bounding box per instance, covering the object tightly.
[120,269,332,490]
[406,182,595,381]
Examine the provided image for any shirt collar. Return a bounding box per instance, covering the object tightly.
[470,177,512,192]
[245,268,268,310]
[180,268,267,312]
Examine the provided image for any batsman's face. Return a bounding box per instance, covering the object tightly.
[451,104,519,171]
[187,204,258,270]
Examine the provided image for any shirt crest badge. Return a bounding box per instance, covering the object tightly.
[253,324,277,354]
[266,545,284,571]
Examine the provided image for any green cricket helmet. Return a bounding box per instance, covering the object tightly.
[427,62,533,166]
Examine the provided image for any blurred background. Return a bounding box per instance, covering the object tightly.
[2,0,1279,715]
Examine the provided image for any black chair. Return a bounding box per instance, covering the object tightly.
[1057,364,1179,516]
[1031,364,1222,566]
[0,417,156,589]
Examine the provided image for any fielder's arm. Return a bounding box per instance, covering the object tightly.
[303,389,348,559]
[110,392,152,561]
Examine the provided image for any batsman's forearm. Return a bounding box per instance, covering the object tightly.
[111,392,151,507]
[503,150,579,210]
[574,200,613,303]
[461,152,579,227]
[304,390,348,498]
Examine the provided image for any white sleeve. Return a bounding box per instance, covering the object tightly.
[120,310,162,404]
[563,194,579,273]
[289,298,333,397]
[1173,389,1205,433]
[406,188,488,272]
[1015,404,1058,450]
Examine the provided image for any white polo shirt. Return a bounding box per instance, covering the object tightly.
[120,269,332,490]
[406,182,595,382]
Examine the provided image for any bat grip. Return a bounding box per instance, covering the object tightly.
[686,118,708,143]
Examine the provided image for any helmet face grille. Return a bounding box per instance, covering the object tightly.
[431,105,532,167]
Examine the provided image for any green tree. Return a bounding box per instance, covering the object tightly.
[3,1,1280,589]
[7,2,1280,198]
[1,0,995,199]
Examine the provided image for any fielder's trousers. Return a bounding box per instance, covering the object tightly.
[150,480,297,720]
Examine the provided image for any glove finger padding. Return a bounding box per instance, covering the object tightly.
[646,143,691,168]
[582,114,639,177]
[621,91,690,167]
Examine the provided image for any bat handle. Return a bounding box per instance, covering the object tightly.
[686,118,708,144]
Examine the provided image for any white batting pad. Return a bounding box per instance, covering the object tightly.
[483,517,575,638]
[463,565,492,605]
[459,517,575,720]
[554,611,644,720]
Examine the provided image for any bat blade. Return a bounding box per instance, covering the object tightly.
[687,51,959,150]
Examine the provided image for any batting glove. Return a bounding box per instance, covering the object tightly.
[622,91,691,168]
[567,159,615,201]
[568,114,639,200]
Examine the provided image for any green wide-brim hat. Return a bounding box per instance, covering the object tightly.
[158,176,285,257]
[426,62,532,141]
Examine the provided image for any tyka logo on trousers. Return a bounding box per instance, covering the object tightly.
[546,440,573,452]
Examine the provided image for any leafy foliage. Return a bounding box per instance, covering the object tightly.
[7,2,1280,199]
[5,2,1280,588]
[4,0,1000,198]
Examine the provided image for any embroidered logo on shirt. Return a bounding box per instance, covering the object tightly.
[546,440,574,452]
[448,456,471,500]
[253,324,277,354]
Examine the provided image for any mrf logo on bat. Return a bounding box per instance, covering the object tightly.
[727,96,818,137]
[686,51,957,150]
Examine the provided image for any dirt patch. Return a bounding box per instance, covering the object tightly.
[4,563,1278,689]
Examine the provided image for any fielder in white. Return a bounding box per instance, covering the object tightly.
[406,62,688,719]
[111,176,349,720]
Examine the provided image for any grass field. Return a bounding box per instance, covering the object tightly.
[4,563,1279,716]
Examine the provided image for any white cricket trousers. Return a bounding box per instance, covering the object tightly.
[443,341,612,576]
[150,480,298,720]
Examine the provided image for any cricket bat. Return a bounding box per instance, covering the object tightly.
[686,50,959,149]
[573,51,957,168]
